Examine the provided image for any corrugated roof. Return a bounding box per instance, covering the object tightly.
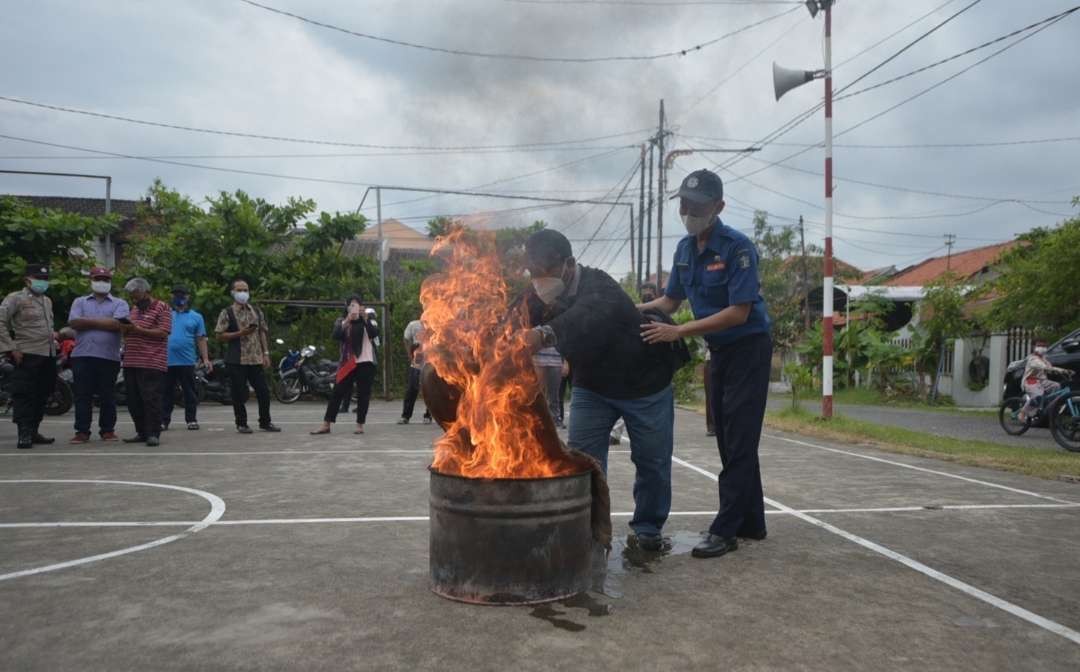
[356,218,434,252]
[883,241,1017,287]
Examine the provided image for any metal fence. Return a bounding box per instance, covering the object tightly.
[1006,326,1035,365]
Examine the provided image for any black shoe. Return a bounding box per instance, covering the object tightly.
[422,416,432,425]
[635,532,664,552]
[160,423,169,432]
[17,426,33,450]
[259,423,281,432]
[738,528,767,541]
[122,435,148,443]
[692,534,738,559]
[146,436,160,447]
[237,425,253,434]
[706,428,716,437]
[31,433,55,445]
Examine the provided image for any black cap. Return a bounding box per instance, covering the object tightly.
[171,284,190,295]
[673,169,724,204]
[525,229,573,269]
[25,263,49,279]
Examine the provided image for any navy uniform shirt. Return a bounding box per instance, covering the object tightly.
[665,218,771,348]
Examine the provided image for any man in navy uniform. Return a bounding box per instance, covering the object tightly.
[640,168,772,559]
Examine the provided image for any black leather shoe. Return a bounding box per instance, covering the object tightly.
[692,534,738,559]
[236,425,253,434]
[31,433,55,445]
[17,426,33,450]
[259,423,282,432]
[122,435,148,443]
[738,528,768,541]
[146,436,160,447]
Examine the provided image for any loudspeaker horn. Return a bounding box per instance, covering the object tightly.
[773,62,817,101]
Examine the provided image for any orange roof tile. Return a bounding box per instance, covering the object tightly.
[883,241,1017,287]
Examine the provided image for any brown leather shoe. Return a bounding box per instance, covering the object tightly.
[70,433,91,444]
[100,431,119,441]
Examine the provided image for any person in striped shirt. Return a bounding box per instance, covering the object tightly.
[119,278,172,447]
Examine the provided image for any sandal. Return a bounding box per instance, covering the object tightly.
[354,426,365,434]
[310,426,331,435]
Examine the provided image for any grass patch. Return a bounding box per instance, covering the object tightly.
[765,406,1080,481]
[774,387,998,416]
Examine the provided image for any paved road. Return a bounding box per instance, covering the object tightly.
[766,398,1065,450]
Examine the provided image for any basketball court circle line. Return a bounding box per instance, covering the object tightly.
[670,455,1080,647]
[0,479,226,582]
[2,502,1075,529]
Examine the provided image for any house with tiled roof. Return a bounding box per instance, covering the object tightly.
[4,195,147,267]
[883,241,1017,288]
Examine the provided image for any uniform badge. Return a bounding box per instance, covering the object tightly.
[706,261,726,272]
[736,250,752,269]
[687,176,699,188]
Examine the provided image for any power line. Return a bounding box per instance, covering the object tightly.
[502,0,801,5]
[0,95,652,151]
[836,6,1080,101]
[832,0,959,70]
[577,158,641,260]
[0,145,640,161]
[678,133,1080,150]
[238,0,799,63]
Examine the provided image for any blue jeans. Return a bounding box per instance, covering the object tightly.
[568,385,674,536]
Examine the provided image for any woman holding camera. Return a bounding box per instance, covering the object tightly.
[311,294,379,435]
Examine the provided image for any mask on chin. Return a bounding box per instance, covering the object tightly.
[681,212,714,236]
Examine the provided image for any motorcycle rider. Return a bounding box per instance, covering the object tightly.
[1020,339,1073,420]
[0,263,57,449]
[67,266,129,443]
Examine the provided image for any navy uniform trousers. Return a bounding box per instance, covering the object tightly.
[708,332,772,539]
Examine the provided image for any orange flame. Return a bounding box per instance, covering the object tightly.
[420,229,580,479]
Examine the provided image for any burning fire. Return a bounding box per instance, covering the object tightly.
[420,229,581,479]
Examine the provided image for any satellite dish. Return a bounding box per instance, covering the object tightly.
[773,62,818,101]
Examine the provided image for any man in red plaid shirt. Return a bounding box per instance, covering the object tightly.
[119,278,171,447]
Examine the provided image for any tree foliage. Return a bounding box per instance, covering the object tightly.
[986,215,1080,337]
[0,195,119,319]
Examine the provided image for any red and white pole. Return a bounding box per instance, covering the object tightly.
[821,2,834,419]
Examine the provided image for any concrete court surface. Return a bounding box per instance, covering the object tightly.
[1,400,1079,671]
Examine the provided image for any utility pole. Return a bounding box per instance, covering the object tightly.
[629,207,636,281]
[637,144,646,292]
[944,233,956,271]
[821,2,835,419]
[645,142,654,286]
[656,99,667,290]
[799,215,810,331]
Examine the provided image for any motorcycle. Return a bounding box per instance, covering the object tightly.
[0,356,72,416]
[197,358,233,405]
[273,339,337,404]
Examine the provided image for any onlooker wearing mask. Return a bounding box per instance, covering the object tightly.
[214,278,280,434]
[162,285,211,431]
[67,267,128,443]
[398,318,432,425]
[0,263,57,449]
[311,295,379,435]
[119,278,172,447]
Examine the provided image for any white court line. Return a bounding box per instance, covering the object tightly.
[670,455,1080,647]
[0,480,225,582]
[0,449,632,457]
[762,432,1079,505]
[4,503,1077,529]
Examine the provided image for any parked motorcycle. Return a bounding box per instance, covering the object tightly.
[197,358,232,404]
[0,356,72,416]
[273,339,336,403]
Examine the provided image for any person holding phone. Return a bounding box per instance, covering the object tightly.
[310,294,379,435]
[214,277,280,434]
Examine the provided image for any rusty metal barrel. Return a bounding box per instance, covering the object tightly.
[429,468,593,605]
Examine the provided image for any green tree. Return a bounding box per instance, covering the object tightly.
[751,211,813,353]
[919,273,972,402]
[426,216,455,239]
[986,213,1080,337]
[0,196,119,320]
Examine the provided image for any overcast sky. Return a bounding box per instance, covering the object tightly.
[2,0,1078,278]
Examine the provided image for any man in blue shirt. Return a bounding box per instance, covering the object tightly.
[162,285,211,430]
[640,168,772,559]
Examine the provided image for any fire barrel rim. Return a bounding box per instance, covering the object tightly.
[429,467,593,606]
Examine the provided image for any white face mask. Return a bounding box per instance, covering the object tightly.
[91,281,111,294]
[232,290,250,304]
[1034,346,1047,355]
[681,212,714,236]
[532,277,566,305]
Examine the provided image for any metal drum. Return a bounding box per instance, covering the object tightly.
[429,468,593,605]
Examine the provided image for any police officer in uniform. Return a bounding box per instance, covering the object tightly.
[0,263,58,449]
[640,169,772,559]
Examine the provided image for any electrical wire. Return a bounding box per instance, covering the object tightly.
[238,0,800,63]
[0,145,640,161]
[677,133,1080,150]
[0,95,653,151]
[832,0,959,70]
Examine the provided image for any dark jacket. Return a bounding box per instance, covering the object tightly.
[529,266,673,400]
[333,315,379,366]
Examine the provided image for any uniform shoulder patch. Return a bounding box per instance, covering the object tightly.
[735,249,752,270]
